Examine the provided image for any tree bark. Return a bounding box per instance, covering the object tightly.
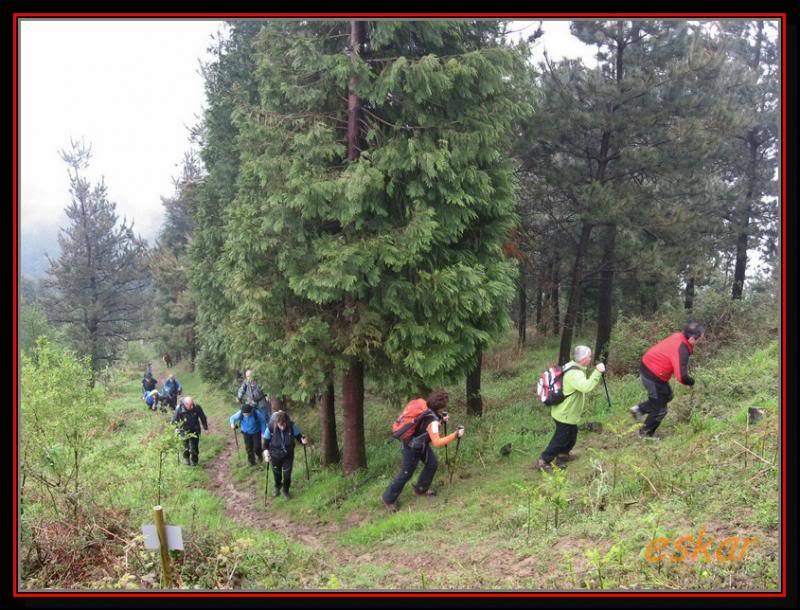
[342,359,366,474]
[535,283,543,333]
[466,349,483,417]
[594,223,617,363]
[517,266,527,347]
[559,223,593,365]
[319,380,340,466]
[340,20,367,476]
[549,253,560,336]
[684,275,695,311]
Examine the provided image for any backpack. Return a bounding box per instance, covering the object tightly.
[391,399,435,443]
[536,365,576,407]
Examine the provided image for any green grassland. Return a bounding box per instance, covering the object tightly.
[21,333,780,591]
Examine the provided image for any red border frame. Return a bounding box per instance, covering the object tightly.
[12,11,789,600]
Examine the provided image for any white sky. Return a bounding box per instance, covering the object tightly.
[18,19,594,259]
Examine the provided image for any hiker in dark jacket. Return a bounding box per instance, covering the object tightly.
[261,410,306,498]
[382,390,464,512]
[162,373,182,410]
[142,371,158,398]
[172,396,209,466]
[630,321,705,438]
[230,403,268,466]
[237,369,269,418]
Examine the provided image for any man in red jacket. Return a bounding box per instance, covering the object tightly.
[630,322,705,438]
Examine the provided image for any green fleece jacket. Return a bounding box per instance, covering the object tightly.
[550,361,603,425]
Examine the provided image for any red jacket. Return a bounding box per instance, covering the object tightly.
[641,332,693,384]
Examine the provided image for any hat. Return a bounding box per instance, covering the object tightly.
[241,404,253,414]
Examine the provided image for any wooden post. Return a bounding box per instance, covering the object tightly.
[153,505,171,588]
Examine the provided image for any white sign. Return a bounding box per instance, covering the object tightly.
[141,524,184,551]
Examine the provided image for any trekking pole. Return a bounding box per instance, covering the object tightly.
[601,373,612,410]
[232,424,241,463]
[449,428,463,485]
[443,417,449,466]
[264,460,269,508]
[302,440,310,482]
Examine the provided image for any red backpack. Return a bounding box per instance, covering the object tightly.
[391,399,434,443]
[536,364,576,407]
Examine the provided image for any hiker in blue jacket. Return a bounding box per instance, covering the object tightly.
[162,373,182,410]
[229,403,268,466]
[144,389,162,412]
[261,410,307,499]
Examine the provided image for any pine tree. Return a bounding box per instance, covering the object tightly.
[43,139,150,381]
[219,20,529,471]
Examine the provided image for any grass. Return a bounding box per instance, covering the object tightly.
[22,331,781,591]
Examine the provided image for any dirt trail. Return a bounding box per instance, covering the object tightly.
[202,411,360,561]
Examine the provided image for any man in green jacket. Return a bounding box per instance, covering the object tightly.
[536,345,606,472]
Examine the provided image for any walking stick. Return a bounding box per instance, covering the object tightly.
[601,373,612,410]
[264,459,269,508]
[302,440,310,481]
[232,424,241,463]
[449,428,463,485]
[443,419,452,483]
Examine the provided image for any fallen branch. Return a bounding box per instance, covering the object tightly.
[732,440,777,469]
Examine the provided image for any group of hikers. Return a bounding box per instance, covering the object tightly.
[139,322,704,510]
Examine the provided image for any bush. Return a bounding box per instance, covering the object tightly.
[607,291,778,375]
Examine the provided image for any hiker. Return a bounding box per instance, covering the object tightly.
[237,369,269,417]
[382,390,464,512]
[630,321,705,439]
[229,403,268,466]
[262,410,307,498]
[142,370,158,398]
[162,373,182,410]
[163,352,173,368]
[536,346,606,472]
[172,396,209,466]
[144,388,161,412]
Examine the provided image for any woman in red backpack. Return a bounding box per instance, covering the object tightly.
[382,390,464,512]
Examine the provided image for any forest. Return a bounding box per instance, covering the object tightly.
[18,19,781,592]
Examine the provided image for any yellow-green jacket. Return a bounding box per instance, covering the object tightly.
[550,361,602,425]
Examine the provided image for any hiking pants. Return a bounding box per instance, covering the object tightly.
[638,366,673,436]
[271,453,294,491]
[540,418,578,464]
[182,435,200,465]
[242,431,262,465]
[383,442,438,504]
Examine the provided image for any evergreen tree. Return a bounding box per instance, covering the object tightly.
[219,20,528,472]
[43,140,150,381]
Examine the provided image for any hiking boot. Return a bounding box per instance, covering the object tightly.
[554,456,569,469]
[272,487,281,497]
[414,487,436,497]
[282,489,291,499]
[536,459,553,473]
[182,457,190,465]
[382,498,398,513]
[630,405,646,422]
[557,452,577,463]
[638,430,660,441]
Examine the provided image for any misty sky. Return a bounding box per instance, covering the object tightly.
[17,19,595,276]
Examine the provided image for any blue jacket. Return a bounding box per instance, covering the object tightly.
[144,390,160,407]
[163,378,182,396]
[229,409,267,435]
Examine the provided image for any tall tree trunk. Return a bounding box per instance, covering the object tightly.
[684,275,695,311]
[340,20,367,476]
[535,282,543,333]
[732,139,758,300]
[517,266,527,347]
[594,223,617,363]
[319,380,340,466]
[342,359,366,474]
[466,349,483,417]
[559,223,593,365]
[550,253,560,336]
